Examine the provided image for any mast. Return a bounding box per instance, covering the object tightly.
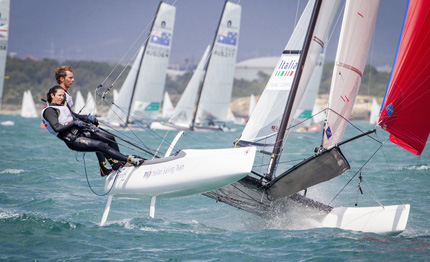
[266,0,322,181]
[125,2,162,126]
[190,0,228,130]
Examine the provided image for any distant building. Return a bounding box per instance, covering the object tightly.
[235,56,278,81]
[167,56,279,82]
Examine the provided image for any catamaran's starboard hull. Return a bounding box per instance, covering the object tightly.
[105,147,256,198]
[322,204,410,234]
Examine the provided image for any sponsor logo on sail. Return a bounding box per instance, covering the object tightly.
[386,103,393,116]
[275,59,298,77]
[325,126,332,139]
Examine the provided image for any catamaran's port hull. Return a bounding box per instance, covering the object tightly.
[105,147,256,198]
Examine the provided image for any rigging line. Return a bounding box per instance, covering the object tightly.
[325,0,345,48]
[99,0,180,96]
[369,153,421,186]
[325,107,381,144]
[154,131,170,159]
[293,0,300,29]
[102,103,170,154]
[99,126,161,158]
[328,141,384,206]
[77,152,119,197]
[98,7,159,88]
[104,103,212,152]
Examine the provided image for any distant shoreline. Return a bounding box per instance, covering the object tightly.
[1,94,380,121]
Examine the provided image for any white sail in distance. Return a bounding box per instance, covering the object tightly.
[322,0,380,149]
[0,0,9,109]
[74,90,85,114]
[105,2,175,125]
[21,90,38,118]
[161,91,174,119]
[168,45,210,127]
[194,2,241,124]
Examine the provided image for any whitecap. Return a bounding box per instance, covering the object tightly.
[1,120,14,126]
[0,169,24,174]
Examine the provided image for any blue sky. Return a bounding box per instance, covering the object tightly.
[9,0,407,67]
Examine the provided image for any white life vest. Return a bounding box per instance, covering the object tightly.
[65,90,74,108]
[41,104,74,136]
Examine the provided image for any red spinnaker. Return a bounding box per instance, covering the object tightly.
[378,0,430,155]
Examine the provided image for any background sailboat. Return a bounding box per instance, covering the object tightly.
[0,0,9,110]
[73,90,85,114]
[161,91,174,119]
[368,97,379,124]
[150,45,210,130]
[21,90,37,118]
[192,1,241,131]
[104,2,175,127]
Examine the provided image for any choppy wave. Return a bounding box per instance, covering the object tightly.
[0,169,24,174]
[402,164,430,170]
[1,120,14,126]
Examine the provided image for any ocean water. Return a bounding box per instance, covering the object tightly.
[1,114,430,261]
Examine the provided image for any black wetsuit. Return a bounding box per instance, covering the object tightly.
[43,104,128,163]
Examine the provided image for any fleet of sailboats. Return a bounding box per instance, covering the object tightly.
[151,1,241,131]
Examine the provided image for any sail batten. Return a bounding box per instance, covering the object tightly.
[378,0,430,155]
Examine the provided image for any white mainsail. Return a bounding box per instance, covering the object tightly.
[167,45,210,127]
[21,90,38,118]
[322,0,380,149]
[0,0,9,109]
[105,2,176,125]
[73,90,85,113]
[194,1,241,124]
[239,0,341,153]
[161,91,174,119]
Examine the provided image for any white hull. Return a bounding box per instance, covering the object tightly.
[105,147,256,198]
[322,204,410,234]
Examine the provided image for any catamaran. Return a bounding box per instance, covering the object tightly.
[204,0,421,234]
